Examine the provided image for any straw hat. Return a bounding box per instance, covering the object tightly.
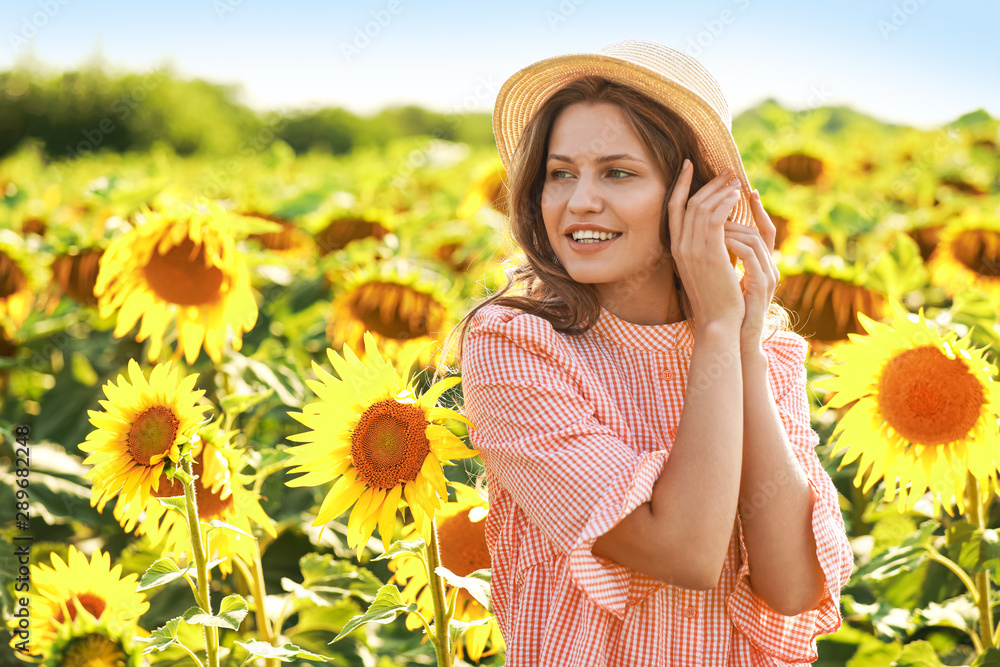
[492,39,755,228]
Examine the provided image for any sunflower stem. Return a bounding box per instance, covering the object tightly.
[966,472,995,650]
[233,552,278,667]
[181,457,220,667]
[426,517,453,667]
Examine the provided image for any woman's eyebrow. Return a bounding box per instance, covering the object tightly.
[546,153,644,164]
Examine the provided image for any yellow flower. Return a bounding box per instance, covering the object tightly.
[389,484,503,662]
[7,546,148,659]
[457,162,510,219]
[819,301,1000,514]
[80,359,209,512]
[112,424,276,577]
[928,209,1000,310]
[285,331,477,550]
[94,199,258,364]
[327,260,458,370]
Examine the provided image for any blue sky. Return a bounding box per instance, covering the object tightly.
[2,0,997,129]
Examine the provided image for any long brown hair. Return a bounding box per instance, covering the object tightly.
[440,76,785,374]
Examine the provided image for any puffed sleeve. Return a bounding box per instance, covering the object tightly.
[726,331,855,664]
[461,305,667,619]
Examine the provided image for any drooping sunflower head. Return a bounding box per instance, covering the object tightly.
[50,247,105,308]
[7,546,148,659]
[113,420,277,577]
[388,483,502,661]
[327,260,459,370]
[315,215,391,256]
[928,208,1000,308]
[80,359,209,512]
[776,257,887,348]
[94,198,258,364]
[819,300,1000,514]
[243,212,315,258]
[286,331,477,551]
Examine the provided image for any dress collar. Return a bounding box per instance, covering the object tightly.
[589,306,695,351]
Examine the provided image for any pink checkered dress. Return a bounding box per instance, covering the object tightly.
[460,303,855,666]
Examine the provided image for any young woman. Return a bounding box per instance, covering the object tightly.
[451,41,854,666]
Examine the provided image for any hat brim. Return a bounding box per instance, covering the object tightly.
[493,51,755,228]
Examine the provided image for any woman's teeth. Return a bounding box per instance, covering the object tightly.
[570,230,622,243]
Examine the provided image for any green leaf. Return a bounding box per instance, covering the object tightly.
[206,520,255,539]
[434,566,492,612]
[972,648,1000,666]
[853,520,938,583]
[373,538,426,561]
[135,617,183,654]
[298,553,382,601]
[182,595,249,630]
[331,584,418,643]
[157,495,187,516]
[220,388,274,418]
[137,558,189,592]
[947,521,1000,574]
[892,639,943,666]
[448,616,493,649]
[915,596,977,634]
[234,639,329,663]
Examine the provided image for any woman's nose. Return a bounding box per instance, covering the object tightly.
[566,174,603,214]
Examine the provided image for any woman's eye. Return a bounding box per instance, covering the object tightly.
[607,168,631,179]
[549,169,571,179]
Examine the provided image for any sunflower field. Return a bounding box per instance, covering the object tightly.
[1,93,999,667]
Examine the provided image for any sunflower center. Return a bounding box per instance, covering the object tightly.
[877,345,985,446]
[143,237,225,306]
[59,632,127,667]
[316,217,388,255]
[149,447,235,520]
[53,592,107,625]
[774,272,885,343]
[53,249,104,307]
[350,399,430,489]
[348,282,445,341]
[438,512,491,577]
[773,152,824,185]
[127,406,180,466]
[0,250,27,299]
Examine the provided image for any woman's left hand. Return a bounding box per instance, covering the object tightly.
[723,189,780,354]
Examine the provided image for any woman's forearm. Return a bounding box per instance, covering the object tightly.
[737,349,826,615]
[593,321,744,589]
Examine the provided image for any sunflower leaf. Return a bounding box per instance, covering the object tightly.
[892,639,944,666]
[331,584,418,643]
[157,495,188,516]
[971,647,1000,666]
[448,616,493,649]
[434,566,492,612]
[206,519,256,539]
[182,595,249,630]
[373,538,426,561]
[138,557,189,591]
[234,639,330,662]
[947,522,1000,574]
[298,553,381,601]
[136,616,184,654]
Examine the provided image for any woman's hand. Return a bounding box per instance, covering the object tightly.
[723,189,780,352]
[667,159,745,330]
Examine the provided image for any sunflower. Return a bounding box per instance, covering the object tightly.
[112,422,276,577]
[818,301,1000,515]
[94,199,258,364]
[7,546,148,659]
[285,331,477,551]
[389,484,503,662]
[80,359,209,512]
[50,247,104,308]
[457,162,510,220]
[327,260,458,370]
[776,259,887,347]
[928,209,1000,310]
[315,216,390,255]
[0,243,33,335]
[245,213,315,258]
[44,624,143,667]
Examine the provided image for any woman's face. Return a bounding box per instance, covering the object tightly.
[541,102,678,321]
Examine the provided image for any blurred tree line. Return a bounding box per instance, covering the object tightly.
[0,65,495,159]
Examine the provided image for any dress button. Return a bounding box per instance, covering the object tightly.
[661,368,674,380]
[684,605,697,619]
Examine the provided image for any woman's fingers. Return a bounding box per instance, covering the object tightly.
[667,159,693,248]
[749,188,777,254]
[724,224,779,296]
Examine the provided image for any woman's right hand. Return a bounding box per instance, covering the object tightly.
[667,159,745,329]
